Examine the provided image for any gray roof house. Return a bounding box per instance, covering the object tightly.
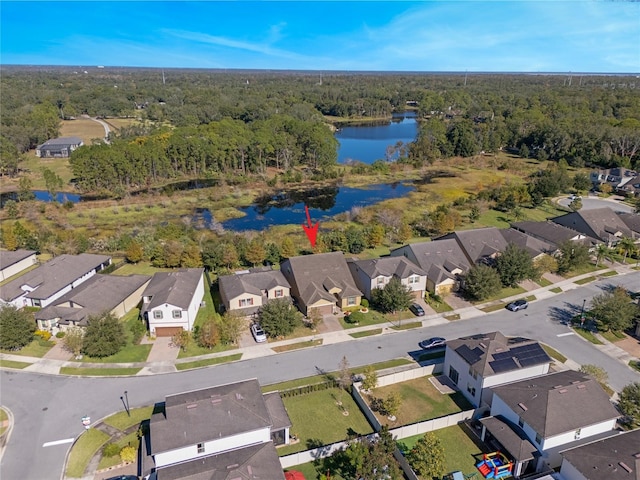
[218,268,291,317]
[390,238,470,295]
[438,227,510,264]
[144,378,289,480]
[281,252,362,316]
[348,256,427,300]
[559,429,640,480]
[443,332,552,408]
[0,249,37,282]
[141,268,205,337]
[34,274,150,331]
[511,221,594,248]
[487,370,620,472]
[617,212,640,237]
[499,228,556,259]
[551,208,636,246]
[35,136,83,158]
[590,167,640,196]
[0,253,112,308]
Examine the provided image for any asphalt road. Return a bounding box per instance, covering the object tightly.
[2,274,640,480]
[557,195,635,213]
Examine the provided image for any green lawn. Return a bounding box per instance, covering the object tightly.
[272,339,323,352]
[60,367,142,376]
[340,310,390,329]
[390,321,422,331]
[541,344,567,364]
[550,287,562,293]
[399,424,487,478]
[111,261,172,276]
[536,277,553,287]
[472,286,526,304]
[0,408,8,435]
[0,338,54,358]
[65,428,110,478]
[426,297,454,313]
[0,359,31,369]
[350,328,383,338]
[103,407,154,431]
[574,276,596,285]
[572,327,604,345]
[79,344,152,364]
[97,432,139,470]
[600,330,626,342]
[284,463,347,480]
[176,353,242,371]
[278,388,373,456]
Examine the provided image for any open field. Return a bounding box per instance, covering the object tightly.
[60,118,106,144]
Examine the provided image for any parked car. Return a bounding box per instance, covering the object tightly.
[419,337,446,350]
[409,303,426,316]
[506,299,529,311]
[569,194,582,201]
[250,323,267,343]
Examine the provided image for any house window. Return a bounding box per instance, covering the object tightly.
[408,275,419,284]
[172,310,182,319]
[239,298,254,307]
[32,299,41,307]
[347,297,357,306]
[153,311,163,319]
[466,384,476,396]
[275,289,284,298]
[535,433,542,445]
[377,277,385,285]
[197,443,205,454]
[449,366,459,385]
[518,417,524,428]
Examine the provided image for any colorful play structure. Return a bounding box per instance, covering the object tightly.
[475,451,513,479]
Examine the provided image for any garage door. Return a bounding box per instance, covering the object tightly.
[155,327,183,337]
[309,304,334,317]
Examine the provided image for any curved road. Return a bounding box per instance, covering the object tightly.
[557,194,635,213]
[2,274,640,480]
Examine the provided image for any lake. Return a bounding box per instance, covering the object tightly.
[336,112,418,164]
[219,182,415,231]
[0,190,82,207]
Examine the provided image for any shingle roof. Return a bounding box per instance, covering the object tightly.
[392,238,470,279]
[219,270,289,302]
[142,268,204,310]
[560,429,640,480]
[480,415,537,462]
[34,274,150,326]
[618,212,640,235]
[552,208,634,243]
[155,442,286,480]
[349,256,426,279]
[263,392,292,431]
[447,332,551,377]
[491,371,620,438]
[37,136,83,148]
[500,228,556,257]
[511,221,593,247]
[150,379,272,455]
[440,228,509,263]
[0,249,36,270]
[0,253,111,302]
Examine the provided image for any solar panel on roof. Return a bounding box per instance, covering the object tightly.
[519,355,551,367]
[492,351,514,360]
[490,358,518,373]
[456,345,482,364]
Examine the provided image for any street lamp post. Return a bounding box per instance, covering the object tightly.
[580,299,586,327]
[120,390,130,417]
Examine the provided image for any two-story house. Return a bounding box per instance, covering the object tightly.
[218,268,291,317]
[347,256,427,301]
[141,268,205,337]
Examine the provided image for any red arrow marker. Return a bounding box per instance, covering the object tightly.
[302,205,320,248]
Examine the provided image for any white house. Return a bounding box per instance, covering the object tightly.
[0,253,112,308]
[141,268,205,337]
[443,332,552,408]
[0,249,37,282]
[484,371,620,473]
[218,268,291,316]
[347,256,427,301]
[144,378,290,480]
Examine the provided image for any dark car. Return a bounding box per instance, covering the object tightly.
[419,337,446,350]
[409,303,426,316]
[506,299,529,311]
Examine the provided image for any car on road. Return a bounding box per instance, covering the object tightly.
[409,303,426,316]
[251,323,267,343]
[419,337,446,350]
[506,299,529,311]
[569,194,582,201]
[105,476,139,480]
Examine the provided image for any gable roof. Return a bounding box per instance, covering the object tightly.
[392,238,470,279]
[37,136,83,148]
[552,208,634,243]
[447,332,551,377]
[491,371,620,438]
[511,221,593,247]
[282,252,361,306]
[439,228,509,263]
[0,249,36,270]
[499,228,556,257]
[219,269,290,301]
[349,256,426,280]
[561,429,640,480]
[480,415,537,462]
[150,379,272,455]
[0,253,111,302]
[142,268,204,310]
[34,274,150,326]
[618,212,640,236]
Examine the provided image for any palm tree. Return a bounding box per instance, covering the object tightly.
[617,237,637,263]
[594,243,615,267]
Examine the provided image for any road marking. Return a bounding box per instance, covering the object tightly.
[557,332,575,337]
[43,438,75,448]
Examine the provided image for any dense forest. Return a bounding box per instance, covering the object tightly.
[1,67,639,192]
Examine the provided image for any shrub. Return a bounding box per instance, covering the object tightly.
[102,443,120,457]
[129,319,146,344]
[360,299,369,308]
[119,445,137,463]
[34,330,52,341]
[55,331,66,338]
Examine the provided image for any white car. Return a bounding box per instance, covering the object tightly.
[251,323,267,343]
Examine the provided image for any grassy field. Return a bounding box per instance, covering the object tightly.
[60,118,106,144]
[0,338,54,357]
[65,428,110,478]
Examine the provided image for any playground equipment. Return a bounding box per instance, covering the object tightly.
[475,451,513,479]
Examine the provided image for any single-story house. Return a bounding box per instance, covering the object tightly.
[443,331,552,408]
[617,212,640,238]
[0,249,37,282]
[141,268,205,337]
[485,370,620,472]
[143,378,289,480]
[0,253,112,308]
[281,252,362,316]
[500,228,558,260]
[510,221,595,249]
[390,238,470,295]
[218,268,291,316]
[35,136,83,158]
[347,256,427,301]
[438,228,510,265]
[35,274,150,331]
[551,208,636,247]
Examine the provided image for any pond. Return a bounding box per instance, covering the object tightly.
[0,190,83,207]
[336,112,418,164]
[219,182,415,231]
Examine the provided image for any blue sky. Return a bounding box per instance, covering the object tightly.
[1,1,639,73]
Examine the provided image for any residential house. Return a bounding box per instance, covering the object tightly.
[443,332,552,408]
[347,256,427,301]
[218,268,291,316]
[35,136,84,158]
[617,212,640,238]
[511,221,594,249]
[590,167,640,196]
[559,428,640,480]
[143,378,290,480]
[35,274,150,331]
[141,268,205,337]
[500,228,556,261]
[438,228,510,265]
[551,207,636,247]
[0,249,37,282]
[0,253,112,308]
[281,252,362,316]
[484,370,620,472]
[390,238,470,295]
